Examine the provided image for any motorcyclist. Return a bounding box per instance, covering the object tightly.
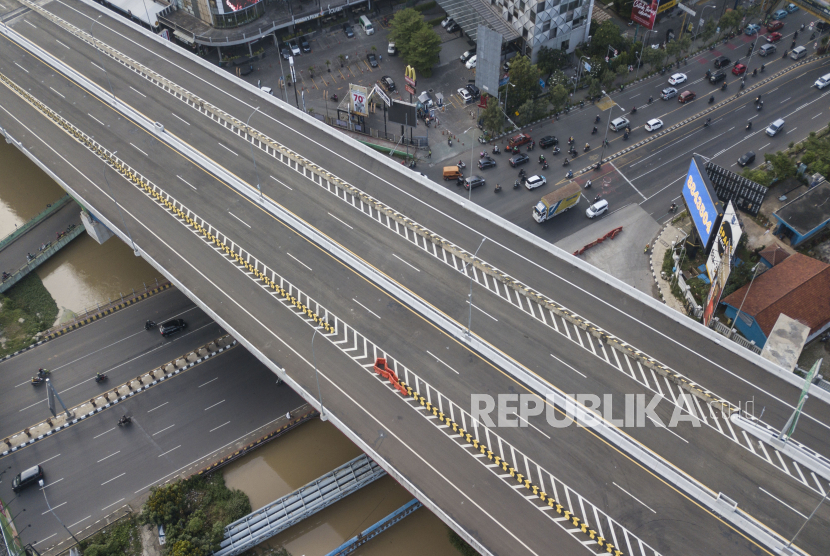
[145,320,155,330]
[563,158,570,166]
[538,154,546,163]
[746,121,752,130]
[584,143,590,151]
[631,106,637,114]
[670,202,677,212]
[493,145,500,154]
[592,126,598,134]
[705,117,711,126]
[595,115,601,123]
[709,95,715,104]
[585,180,592,189]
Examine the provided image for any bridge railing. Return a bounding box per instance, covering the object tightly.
[0,194,72,253]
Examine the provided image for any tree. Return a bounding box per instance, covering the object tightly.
[406,26,442,76]
[665,40,682,64]
[589,20,626,57]
[642,45,667,70]
[719,9,742,35]
[536,45,569,76]
[587,77,602,100]
[389,8,427,59]
[505,56,541,113]
[764,151,797,180]
[677,35,692,58]
[700,19,717,43]
[549,83,569,113]
[741,167,772,186]
[600,69,615,89]
[481,96,504,135]
[141,482,185,525]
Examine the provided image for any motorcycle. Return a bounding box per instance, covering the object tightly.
[623,132,629,140]
[631,106,637,114]
[513,180,521,189]
[538,155,546,164]
[331,94,338,102]
[31,376,45,385]
[595,115,601,123]
[757,102,763,111]
[552,147,561,155]
[583,144,590,152]
[746,122,752,130]
[648,96,653,104]
[118,415,132,426]
[518,168,527,177]
[494,184,502,193]
[37,368,50,378]
[95,373,108,383]
[721,82,727,91]
[448,138,453,146]
[563,158,570,166]
[145,320,156,331]
[480,152,487,158]
[752,68,757,77]
[704,118,711,127]
[565,170,574,179]
[594,195,602,203]
[760,64,765,72]
[584,180,592,189]
[457,161,466,169]
[669,203,677,213]
[492,146,501,155]
[527,142,535,151]
[709,96,715,104]
[542,161,548,170]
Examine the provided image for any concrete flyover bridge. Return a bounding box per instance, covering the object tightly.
[0,1,828,555]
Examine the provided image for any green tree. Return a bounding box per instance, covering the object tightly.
[700,19,717,43]
[389,8,427,59]
[765,151,797,180]
[642,45,667,70]
[481,96,504,135]
[600,69,615,89]
[589,20,626,57]
[141,482,185,525]
[405,26,442,76]
[536,45,569,76]
[677,35,692,58]
[741,167,772,186]
[665,40,682,64]
[719,9,742,35]
[505,56,541,113]
[168,539,203,556]
[549,83,569,113]
[587,77,602,100]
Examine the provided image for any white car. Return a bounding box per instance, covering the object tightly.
[609,116,630,131]
[586,199,609,218]
[524,175,547,190]
[441,16,454,28]
[645,118,663,132]
[815,73,830,89]
[465,55,477,69]
[289,41,301,56]
[457,88,473,103]
[668,73,687,85]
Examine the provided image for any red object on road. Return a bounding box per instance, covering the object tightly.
[732,64,747,75]
[373,358,407,396]
[767,32,783,43]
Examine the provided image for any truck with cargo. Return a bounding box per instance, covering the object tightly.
[532,182,581,223]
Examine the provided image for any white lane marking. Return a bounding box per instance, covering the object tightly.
[49,86,65,99]
[129,85,147,97]
[14,62,29,73]
[287,252,312,271]
[610,162,647,200]
[780,97,791,103]
[171,112,191,125]
[93,427,116,439]
[641,174,686,203]
[55,39,70,49]
[101,473,126,485]
[507,410,551,439]
[466,300,498,321]
[228,211,251,228]
[177,175,197,190]
[152,425,175,436]
[759,487,807,518]
[813,112,823,119]
[426,350,460,375]
[759,143,770,150]
[130,142,148,156]
[786,127,798,134]
[393,253,421,272]
[40,477,63,489]
[328,212,354,229]
[549,353,587,378]
[97,450,121,463]
[647,415,688,443]
[101,498,125,512]
[24,20,36,27]
[34,533,56,546]
[613,482,656,513]
[353,298,381,319]
[88,113,106,126]
[158,445,182,457]
[204,400,225,411]
[198,377,218,388]
[270,175,292,189]
[209,421,231,433]
[39,453,61,465]
[218,142,238,155]
[68,516,91,529]
[90,61,104,71]
[147,402,168,413]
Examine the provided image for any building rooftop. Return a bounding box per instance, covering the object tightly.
[773,181,830,236]
[439,0,520,42]
[758,245,790,267]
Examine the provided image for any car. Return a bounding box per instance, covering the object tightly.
[766,20,784,32]
[441,16,454,27]
[300,37,311,53]
[668,73,687,85]
[679,90,696,103]
[818,21,830,32]
[509,153,530,167]
[714,56,731,68]
[524,175,546,190]
[645,118,663,132]
[745,24,761,35]
[12,465,44,493]
[159,318,187,337]
[343,23,354,38]
[280,47,291,60]
[387,42,397,55]
[709,70,726,84]
[759,44,777,56]
[732,63,747,75]
[366,53,378,67]
[502,60,512,73]
[790,46,807,59]
[466,84,480,99]
[766,31,783,43]
[586,199,609,218]
[464,175,485,190]
[766,118,785,136]
[465,55,477,69]
[446,22,460,32]
[786,3,798,12]
[380,75,396,92]
[460,49,476,63]
[289,41,301,56]
[479,157,496,169]
[458,88,473,103]
[737,151,756,166]
[815,73,830,89]
[772,9,788,19]
[661,87,678,100]
[539,135,558,148]
[609,116,630,131]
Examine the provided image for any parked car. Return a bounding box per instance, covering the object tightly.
[786,3,798,12]
[668,73,687,85]
[714,56,731,68]
[289,41,301,56]
[678,90,696,103]
[759,44,777,57]
[458,88,473,103]
[159,319,187,337]
[586,199,609,218]
[464,175,485,190]
[609,116,630,131]
[732,63,747,75]
[645,118,663,132]
[766,32,783,43]
[772,9,788,19]
[661,87,678,100]
[300,37,311,53]
[12,465,43,493]
[509,153,530,167]
[466,84,480,99]
[387,42,397,55]
[709,70,726,84]
[539,135,558,148]
[367,53,378,67]
[460,49,476,63]
[766,20,784,32]
[280,47,291,60]
[737,151,756,166]
[446,22,460,32]
[380,75,396,92]
[744,24,761,35]
[441,16,454,27]
[343,23,354,38]
[465,55,477,69]
[478,157,496,170]
[524,175,546,190]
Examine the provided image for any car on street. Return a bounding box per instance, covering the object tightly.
[380,75,396,92]
[524,175,546,190]
[442,16,454,27]
[709,70,726,84]
[790,46,807,59]
[772,9,788,19]
[460,49,476,63]
[509,153,530,167]
[12,465,44,493]
[737,151,756,166]
[343,23,354,38]
[678,90,696,103]
[586,198,609,218]
[668,73,687,85]
[465,55,477,69]
[464,175,485,190]
[539,135,558,148]
[446,22,460,32]
[466,84,480,99]
[766,118,785,136]
[661,87,678,100]
[766,20,784,32]
[458,88,473,103]
[367,53,378,67]
[645,118,663,132]
[766,31,783,43]
[714,56,731,68]
[745,24,761,35]
[786,3,798,12]
[609,116,630,131]
[818,22,830,32]
[159,318,187,337]
[300,37,311,53]
[732,63,747,75]
[387,42,397,55]
[479,157,496,169]
[815,73,830,89]
[289,41,301,55]
[760,44,777,56]
[280,46,291,60]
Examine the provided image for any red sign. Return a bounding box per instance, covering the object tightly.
[631,0,659,30]
[405,84,416,95]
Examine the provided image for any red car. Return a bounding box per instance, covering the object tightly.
[766,20,784,32]
[732,64,747,75]
[767,32,783,43]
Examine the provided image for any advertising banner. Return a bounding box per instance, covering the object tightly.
[682,157,721,250]
[702,202,742,326]
[373,84,391,107]
[631,0,659,29]
[350,84,369,116]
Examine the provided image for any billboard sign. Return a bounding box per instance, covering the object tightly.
[373,84,391,107]
[349,84,369,116]
[702,202,742,325]
[404,66,417,87]
[475,25,503,99]
[682,157,721,249]
[631,0,659,29]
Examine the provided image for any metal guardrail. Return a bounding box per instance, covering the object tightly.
[214,454,386,556]
[0,194,72,253]
[0,224,84,294]
[324,499,422,556]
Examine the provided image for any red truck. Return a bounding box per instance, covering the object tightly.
[507,133,532,149]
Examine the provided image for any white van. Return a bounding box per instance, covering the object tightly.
[790,46,807,60]
[816,73,830,89]
[766,118,785,137]
[359,15,374,35]
[465,55,477,69]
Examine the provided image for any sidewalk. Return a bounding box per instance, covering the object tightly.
[649,218,691,313]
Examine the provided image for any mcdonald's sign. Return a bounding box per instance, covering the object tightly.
[404,65,417,87]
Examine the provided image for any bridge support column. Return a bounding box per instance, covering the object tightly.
[80,209,115,245]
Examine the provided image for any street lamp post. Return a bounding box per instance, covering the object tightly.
[502,82,515,130]
[39,480,81,547]
[245,107,263,201]
[573,56,590,96]
[465,237,486,339]
[695,5,717,40]
[311,328,327,421]
[785,490,828,551]
[635,30,651,79]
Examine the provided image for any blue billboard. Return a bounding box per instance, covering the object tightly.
[682,157,720,248]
